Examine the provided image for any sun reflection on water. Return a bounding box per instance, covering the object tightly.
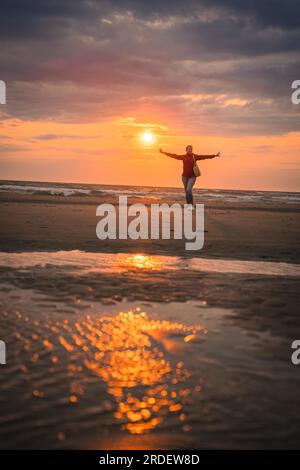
[82,309,201,434]
[116,254,163,270]
[15,306,204,436]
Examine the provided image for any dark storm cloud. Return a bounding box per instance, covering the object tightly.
[1,0,299,52]
[94,0,300,30]
[0,0,91,39]
[200,0,300,29]
[0,0,299,135]
[77,0,300,30]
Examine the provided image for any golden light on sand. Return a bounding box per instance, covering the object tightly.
[142,131,154,143]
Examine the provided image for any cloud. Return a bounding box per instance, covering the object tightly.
[0,0,299,135]
[32,133,101,140]
[0,142,30,153]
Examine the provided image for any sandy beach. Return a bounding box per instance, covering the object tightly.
[0,183,300,449]
[1,189,300,262]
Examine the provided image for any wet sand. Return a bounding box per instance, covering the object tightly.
[0,190,300,449]
[0,191,300,262]
[1,286,300,450]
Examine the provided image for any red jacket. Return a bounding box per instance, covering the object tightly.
[165,152,215,178]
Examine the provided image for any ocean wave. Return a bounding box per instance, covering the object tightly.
[0,181,299,204]
[0,184,92,197]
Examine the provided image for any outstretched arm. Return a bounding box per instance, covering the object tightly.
[159,148,184,160]
[195,151,220,161]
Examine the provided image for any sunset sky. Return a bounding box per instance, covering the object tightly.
[0,0,299,191]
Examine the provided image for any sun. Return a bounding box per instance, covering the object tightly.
[142,131,154,143]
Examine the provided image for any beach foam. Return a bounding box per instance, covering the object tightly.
[1,180,300,204]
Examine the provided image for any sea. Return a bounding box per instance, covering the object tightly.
[1,180,300,204]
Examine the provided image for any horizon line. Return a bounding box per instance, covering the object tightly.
[0,178,299,194]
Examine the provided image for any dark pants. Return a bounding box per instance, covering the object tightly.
[182,176,196,205]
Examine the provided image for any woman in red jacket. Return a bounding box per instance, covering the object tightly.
[160,145,220,206]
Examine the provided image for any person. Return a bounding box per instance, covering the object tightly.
[159,145,220,207]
